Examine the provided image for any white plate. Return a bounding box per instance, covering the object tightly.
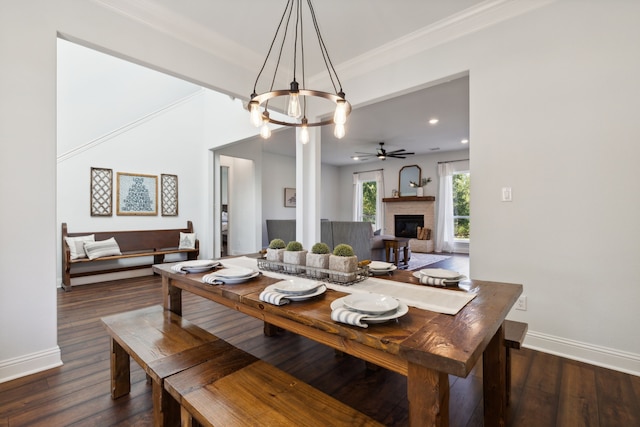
[342,293,399,315]
[331,297,409,323]
[369,265,397,275]
[210,270,260,284]
[265,284,326,301]
[273,279,322,295]
[181,260,218,267]
[212,267,255,279]
[418,268,463,279]
[183,265,217,273]
[368,261,394,270]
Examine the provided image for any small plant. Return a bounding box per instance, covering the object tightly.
[268,239,285,249]
[311,242,330,254]
[421,177,432,186]
[285,241,303,251]
[332,244,354,257]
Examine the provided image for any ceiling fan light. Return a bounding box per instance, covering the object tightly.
[334,123,345,139]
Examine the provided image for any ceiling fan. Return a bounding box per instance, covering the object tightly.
[352,142,415,161]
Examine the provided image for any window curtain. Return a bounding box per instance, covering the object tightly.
[352,170,384,231]
[435,163,455,253]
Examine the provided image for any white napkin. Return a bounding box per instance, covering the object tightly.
[419,275,450,287]
[202,273,222,285]
[331,307,369,328]
[171,263,186,273]
[259,290,290,306]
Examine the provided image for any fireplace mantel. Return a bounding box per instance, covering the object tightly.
[383,196,435,203]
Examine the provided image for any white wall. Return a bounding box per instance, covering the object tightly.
[2,0,639,381]
[56,90,208,284]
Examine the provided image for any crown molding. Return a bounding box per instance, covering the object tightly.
[91,0,263,74]
[324,0,557,83]
[91,0,555,89]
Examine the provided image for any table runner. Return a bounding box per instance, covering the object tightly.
[220,257,475,315]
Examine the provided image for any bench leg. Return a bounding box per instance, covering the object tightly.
[153,380,180,427]
[110,339,130,399]
[506,347,512,406]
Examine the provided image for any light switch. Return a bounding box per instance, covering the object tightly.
[501,187,512,202]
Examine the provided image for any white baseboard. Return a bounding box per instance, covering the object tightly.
[0,346,63,384]
[524,330,640,377]
[57,268,154,288]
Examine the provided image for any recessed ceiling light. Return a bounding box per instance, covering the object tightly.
[428,118,439,125]
[461,139,469,144]
[352,156,359,160]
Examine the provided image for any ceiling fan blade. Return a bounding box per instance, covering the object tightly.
[388,155,407,159]
[386,149,407,154]
[390,151,414,156]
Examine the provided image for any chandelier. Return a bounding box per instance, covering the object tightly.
[248,0,351,143]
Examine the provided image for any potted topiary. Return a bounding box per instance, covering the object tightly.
[306,242,331,278]
[329,243,358,282]
[283,241,307,273]
[266,239,286,269]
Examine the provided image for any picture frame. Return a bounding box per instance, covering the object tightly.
[90,167,113,216]
[161,174,179,216]
[284,187,296,208]
[116,172,158,216]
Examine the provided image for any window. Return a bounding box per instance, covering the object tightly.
[452,171,470,240]
[353,170,384,231]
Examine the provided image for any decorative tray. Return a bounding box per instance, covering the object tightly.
[256,258,369,286]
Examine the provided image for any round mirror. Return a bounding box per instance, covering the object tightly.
[399,165,422,197]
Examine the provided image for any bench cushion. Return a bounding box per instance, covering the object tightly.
[84,237,122,260]
[65,234,94,259]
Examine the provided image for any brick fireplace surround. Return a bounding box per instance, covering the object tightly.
[383,196,435,252]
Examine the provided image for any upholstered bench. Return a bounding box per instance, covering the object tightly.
[101,305,224,426]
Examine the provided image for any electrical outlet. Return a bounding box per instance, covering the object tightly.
[515,296,527,311]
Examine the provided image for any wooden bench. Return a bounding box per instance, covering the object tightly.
[101,305,230,426]
[164,354,384,427]
[62,221,199,291]
[102,306,382,427]
[504,319,528,405]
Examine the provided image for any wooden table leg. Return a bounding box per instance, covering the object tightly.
[385,242,392,263]
[407,362,449,427]
[162,276,182,315]
[402,244,409,266]
[110,339,130,399]
[483,324,507,426]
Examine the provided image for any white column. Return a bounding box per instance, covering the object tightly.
[295,125,321,249]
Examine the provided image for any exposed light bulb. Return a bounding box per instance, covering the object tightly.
[287,81,302,119]
[300,118,309,144]
[249,101,261,127]
[260,122,271,139]
[333,99,347,125]
[334,123,345,139]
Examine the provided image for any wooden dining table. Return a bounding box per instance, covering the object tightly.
[152,261,522,427]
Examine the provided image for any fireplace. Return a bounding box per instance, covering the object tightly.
[394,215,424,238]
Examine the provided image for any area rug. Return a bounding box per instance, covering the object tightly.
[405,253,451,271]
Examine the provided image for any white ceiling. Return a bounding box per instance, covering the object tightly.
[95,0,540,165]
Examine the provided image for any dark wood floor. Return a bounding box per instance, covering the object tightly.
[1,260,638,426]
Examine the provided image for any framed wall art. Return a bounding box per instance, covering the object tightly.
[284,187,296,208]
[116,172,158,216]
[90,167,113,216]
[161,173,178,216]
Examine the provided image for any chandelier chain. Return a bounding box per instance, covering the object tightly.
[306,0,342,94]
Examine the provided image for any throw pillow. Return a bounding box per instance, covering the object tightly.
[65,234,95,260]
[84,237,122,260]
[179,232,196,249]
[373,229,381,236]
